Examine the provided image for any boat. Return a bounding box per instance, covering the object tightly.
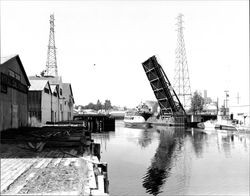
[197,120,216,130]
[197,117,250,133]
[124,103,153,128]
[148,115,186,127]
[214,116,239,132]
[215,123,238,131]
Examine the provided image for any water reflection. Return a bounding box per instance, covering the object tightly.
[216,131,249,157]
[220,133,234,157]
[92,132,111,152]
[142,127,185,195]
[92,121,250,196]
[138,128,155,148]
[186,130,208,158]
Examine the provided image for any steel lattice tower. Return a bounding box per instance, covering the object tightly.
[45,14,58,77]
[173,14,192,109]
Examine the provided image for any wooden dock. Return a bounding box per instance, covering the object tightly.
[0,126,109,196]
[73,114,115,132]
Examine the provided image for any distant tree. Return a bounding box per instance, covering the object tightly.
[151,102,159,114]
[96,99,102,111]
[104,99,112,111]
[84,102,95,110]
[204,97,212,104]
[40,70,46,77]
[190,91,205,114]
[82,100,113,111]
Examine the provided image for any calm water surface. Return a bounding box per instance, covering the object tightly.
[92,120,249,196]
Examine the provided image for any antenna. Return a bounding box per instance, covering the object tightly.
[173,14,192,110]
[45,14,58,77]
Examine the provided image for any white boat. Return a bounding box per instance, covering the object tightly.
[124,111,148,127]
[198,115,250,133]
[197,120,216,130]
[124,103,153,128]
[148,115,186,127]
[213,115,238,131]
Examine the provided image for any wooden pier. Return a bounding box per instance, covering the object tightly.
[73,114,115,132]
[0,126,109,196]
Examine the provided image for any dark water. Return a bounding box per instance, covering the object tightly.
[92,120,249,196]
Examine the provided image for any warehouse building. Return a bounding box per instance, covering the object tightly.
[50,84,60,122]
[62,83,74,121]
[28,79,53,126]
[28,75,74,122]
[0,55,30,131]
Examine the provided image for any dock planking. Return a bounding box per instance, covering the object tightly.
[1,125,109,195]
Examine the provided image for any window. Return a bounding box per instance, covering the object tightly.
[1,84,7,93]
[0,72,27,93]
[44,88,50,94]
[60,88,62,96]
[9,70,15,77]
[1,73,7,93]
[8,69,21,81]
[53,92,57,97]
[15,73,21,81]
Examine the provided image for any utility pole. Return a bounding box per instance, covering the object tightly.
[45,14,58,77]
[236,92,240,104]
[173,14,192,110]
[216,97,219,115]
[224,90,229,116]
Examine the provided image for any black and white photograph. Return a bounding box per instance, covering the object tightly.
[0,0,249,195]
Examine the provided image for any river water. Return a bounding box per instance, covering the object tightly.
[92,120,249,196]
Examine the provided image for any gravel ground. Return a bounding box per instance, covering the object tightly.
[19,163,79,194]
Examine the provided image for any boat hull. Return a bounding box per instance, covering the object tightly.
[124,122,151,128]
[197,121,216,130]
[148,116,186,127]
[215,124,238,131]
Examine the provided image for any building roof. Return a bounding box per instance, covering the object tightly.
[1,55,31,86]
[29,79,51,92]
[29,75,62,85]
[50,84,58,93]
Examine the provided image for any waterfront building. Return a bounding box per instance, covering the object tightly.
[28,75,74,121]
[50,84,60,122]
[61,83,74,121]
[28,79,53,126]
[0,55,30,131]
[203,103,218,115]
[229,103,250,126]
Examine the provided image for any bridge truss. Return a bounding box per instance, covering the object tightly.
[142,56,186,118]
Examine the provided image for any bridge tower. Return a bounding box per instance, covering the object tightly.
[44,14,58,77]
[173,14,192,110]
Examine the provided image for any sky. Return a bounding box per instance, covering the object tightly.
[1,0,249,108]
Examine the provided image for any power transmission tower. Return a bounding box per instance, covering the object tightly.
[173,14,192,110]
[45,14,58,77]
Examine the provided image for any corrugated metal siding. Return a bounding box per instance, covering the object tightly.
[0,57,29,131]
[41,91,52,124]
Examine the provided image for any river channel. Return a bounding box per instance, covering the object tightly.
[92,120,249,196]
